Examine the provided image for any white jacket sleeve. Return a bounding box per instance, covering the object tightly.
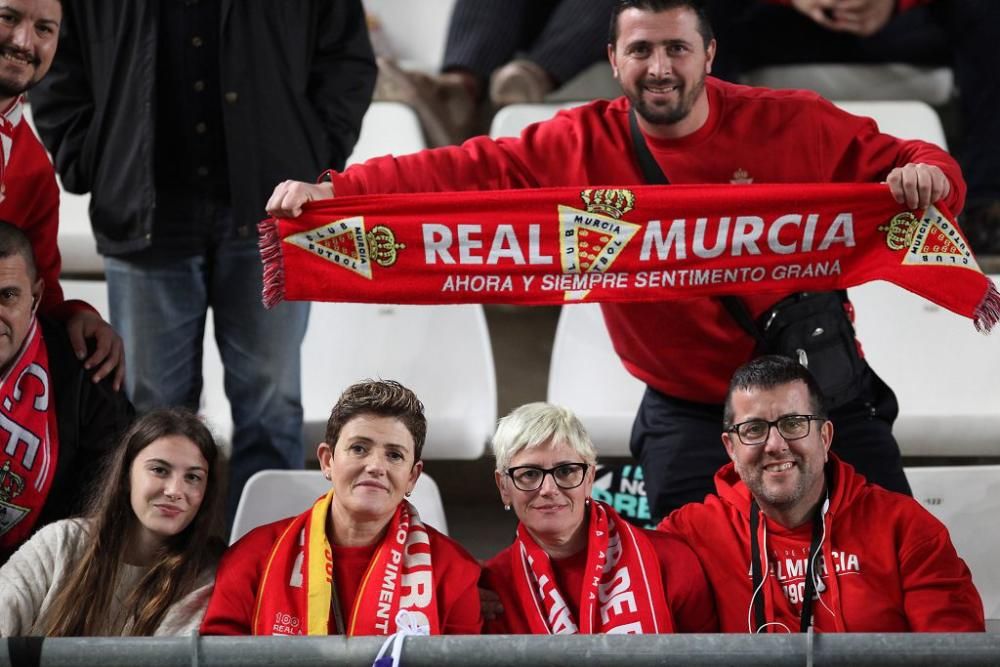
[154,579,216,636]
[0,519,84,636]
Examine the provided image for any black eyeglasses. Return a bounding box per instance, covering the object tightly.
[727,415,825,446]
[505,463,591,492]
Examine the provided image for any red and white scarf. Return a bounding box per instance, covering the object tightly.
[260,183,999,332]
[0,96,24,204]
[252,490,439,636]
[0,318,59,553]
[512,500,673,634]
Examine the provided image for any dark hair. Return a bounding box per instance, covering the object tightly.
[0,220,38,280]
[325,379,427,461]
[723,355,828,429]
[40,408,225,636]
[608,0,714,48]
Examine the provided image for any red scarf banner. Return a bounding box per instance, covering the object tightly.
[0,319,59,552]
[259,183,999,332]
[512,500,672,634]
[252,490,439,636]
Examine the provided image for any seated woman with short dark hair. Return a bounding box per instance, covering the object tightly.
[201,379,482,635]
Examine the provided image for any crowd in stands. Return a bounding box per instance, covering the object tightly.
[0,0,994,645]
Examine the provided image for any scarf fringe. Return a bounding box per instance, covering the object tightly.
[974,280,1000,333]
[258,218,285,309]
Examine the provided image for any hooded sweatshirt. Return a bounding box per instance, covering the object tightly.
[659,455,984,632]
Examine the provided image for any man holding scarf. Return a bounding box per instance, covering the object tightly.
[658,355,984,632]
[267,0,965,521]
[0,222,133,564]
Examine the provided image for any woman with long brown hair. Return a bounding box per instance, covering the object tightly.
[0,408,225,636]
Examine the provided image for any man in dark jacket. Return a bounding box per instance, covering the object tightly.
[29,1,377,520]
[0,221,133,564]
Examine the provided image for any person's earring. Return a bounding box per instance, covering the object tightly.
[504,504,511,511]
[405,491,412,497]
[323,472,331,480]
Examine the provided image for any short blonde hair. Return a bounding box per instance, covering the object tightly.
[491,402,597,472]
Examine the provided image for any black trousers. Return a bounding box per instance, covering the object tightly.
[442,0,614,86]
[704,0,1000,206]
[631,368,911,522]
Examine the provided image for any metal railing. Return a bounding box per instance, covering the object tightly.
[3,634,1000,667]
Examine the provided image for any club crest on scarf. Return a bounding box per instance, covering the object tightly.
[283,218,405,280]
[557,189,642,300]
[0,321,59,550]
[0,460,28,533]
[879,205,980,272]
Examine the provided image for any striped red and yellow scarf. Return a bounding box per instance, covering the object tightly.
[252,490,439,636]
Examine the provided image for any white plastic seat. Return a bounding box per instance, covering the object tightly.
[300,303,496,460]
[547,303,644,457]
[488,102,583,139]
[346,101,427,165]
[905,465,1000,621]
[230,469,448,543]
[849,276,1000,457]
[746,64,953,107]
[362,0,456,71]
[834,100,948,149]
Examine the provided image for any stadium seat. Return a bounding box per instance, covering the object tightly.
[299,303,496,460]
[849,276,1000,457]
[230,469,448,543]
[363,0,456,71]
[488,102,582,139]
[746,64,953,107]
[547,303,644,457]
[833,100,948,149]
[346,101,427,165]
[905,465,1000,622]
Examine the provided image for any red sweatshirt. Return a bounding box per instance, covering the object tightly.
[481,528,718,634]
[201,516,483,635]
[658,455,984,632]
[1,105,91,320]
[328,78,964,402]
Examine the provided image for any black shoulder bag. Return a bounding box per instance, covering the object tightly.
[629,112,867,409]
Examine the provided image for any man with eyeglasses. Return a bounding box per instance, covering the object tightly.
[658,355,984,633]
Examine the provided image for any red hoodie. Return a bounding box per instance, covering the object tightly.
[658,455,984,632]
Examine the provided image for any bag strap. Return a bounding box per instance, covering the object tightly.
[629,109,670,185]
[631,108,764,331]
[720,295,765,346]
